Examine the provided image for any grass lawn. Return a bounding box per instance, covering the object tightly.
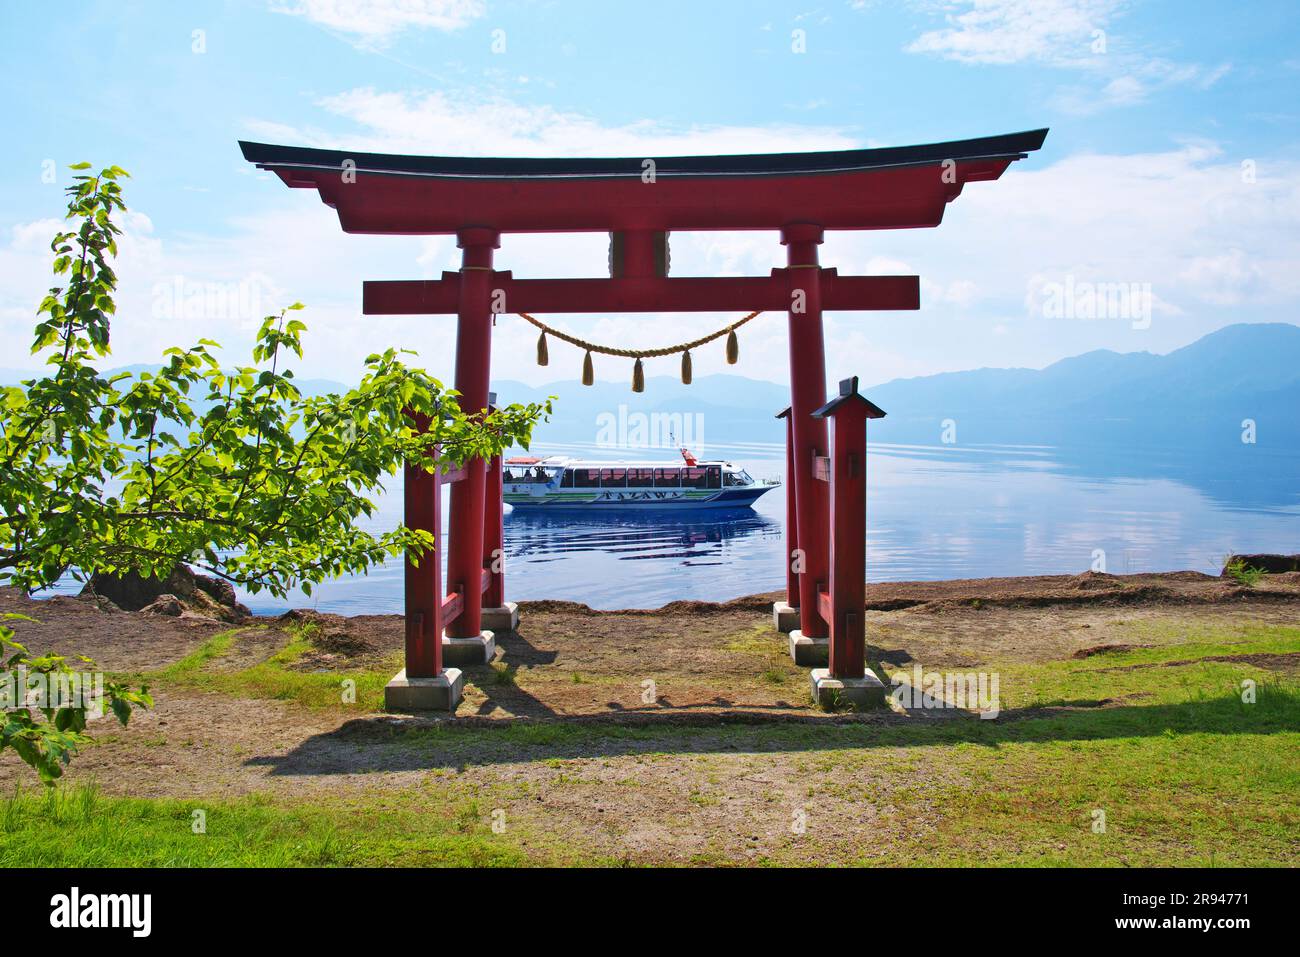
[1,620,1296,866]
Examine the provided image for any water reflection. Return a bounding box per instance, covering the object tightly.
[506,507,778,567]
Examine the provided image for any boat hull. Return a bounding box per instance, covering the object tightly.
[505,485,774,511]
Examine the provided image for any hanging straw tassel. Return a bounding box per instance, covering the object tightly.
[681,349,692,385]
[582,350,594,386]
[725,328,739,365]
[536,331,549,366]
[632,357,645,393]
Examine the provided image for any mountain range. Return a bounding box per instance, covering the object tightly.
[5,322,1297,452]
[493,322,1300,450]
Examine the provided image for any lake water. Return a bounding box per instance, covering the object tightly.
[200,438,1298,615]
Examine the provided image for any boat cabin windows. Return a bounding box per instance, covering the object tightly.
[505,465,557,484]
[653,467,680,488]
[680,466,721,489]
[724,469,751,487]
[542,463,728,490]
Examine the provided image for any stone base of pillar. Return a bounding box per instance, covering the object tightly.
[480,602,519,633]
[772,601,800,633]
[384,667,464,712]
[810,667,886,710]
[788,629,828,666]
[441,631,496,666]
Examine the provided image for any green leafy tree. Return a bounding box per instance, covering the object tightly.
[0,163,548,781]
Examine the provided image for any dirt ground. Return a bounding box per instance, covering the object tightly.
[9,568,1298,677]
[2,571,1298,863]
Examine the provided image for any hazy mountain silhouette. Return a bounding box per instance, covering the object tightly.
[864,322,1300,448]
[493,322,1300,453]
[6,322,1296,455]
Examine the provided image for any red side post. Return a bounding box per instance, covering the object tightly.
[813,377,886,679]
[827,403,866,679]
[782,224,831,639]
[404,415,443,678]
[777,407,799,608]
[483,449,504,609]
[445,227,499,639]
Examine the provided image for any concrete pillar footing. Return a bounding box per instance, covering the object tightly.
[810,667,886,710]
[480,602,519,633]
[442,630,496,666]
[384,667,464,712]
[772,601,800,633]
[789,629,828,666]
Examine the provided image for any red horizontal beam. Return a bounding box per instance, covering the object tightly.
[441,570,493,628]
[818,588,833,627]
[363,270,919,315]
[441,589,463,625]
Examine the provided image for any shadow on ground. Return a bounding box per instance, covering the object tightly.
[245,691,1297,776]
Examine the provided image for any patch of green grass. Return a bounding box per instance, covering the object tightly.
[880,623,1300,714]
[0,783,533,867]
[723,625,782,656]
[490,662,518,686]
[150,627,393,710]
[1223,557,1266,587]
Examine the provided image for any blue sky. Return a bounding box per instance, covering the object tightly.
[2,0,1298,389]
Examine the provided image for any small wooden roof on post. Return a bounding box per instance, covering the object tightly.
[812,377,887,421]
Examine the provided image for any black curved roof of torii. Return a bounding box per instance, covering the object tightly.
[239,128,1048,180]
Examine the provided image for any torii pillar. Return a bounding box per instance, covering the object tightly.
[441,228,508,669]
[782,224,834,664]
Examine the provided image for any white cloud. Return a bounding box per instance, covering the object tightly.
[269,0,485,43]
[1053,57,1231,114]
[1179,248,1265,305]
[903,0,1231,114]
[253,87,859,157]
[907,0,1119,66]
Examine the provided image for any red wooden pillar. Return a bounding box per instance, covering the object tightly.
[782,224,830,639]
[404,415,443,678]
[812,377,886,679]
[483,450,504,609]
[776,406,799,608]
[445,227,499,639]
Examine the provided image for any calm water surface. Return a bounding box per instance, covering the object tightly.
[206,439,1300,614]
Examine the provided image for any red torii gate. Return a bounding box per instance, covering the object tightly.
[241,128,1047,711]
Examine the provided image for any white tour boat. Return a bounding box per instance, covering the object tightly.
[503,449,777,511]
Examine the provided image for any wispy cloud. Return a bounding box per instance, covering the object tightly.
[908,0,1118,66]
[902,0,1230,113]
[269,0,486,45]
[248,87,859,157]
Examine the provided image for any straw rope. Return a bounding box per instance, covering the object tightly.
[516,310,760,360]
